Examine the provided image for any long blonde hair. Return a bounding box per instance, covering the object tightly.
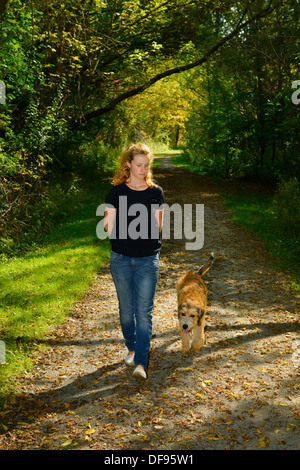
[112,143,157,187]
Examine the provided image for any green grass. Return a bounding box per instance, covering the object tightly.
[170,152,202,173]
[0,179,111,398]
[221,191,300,293]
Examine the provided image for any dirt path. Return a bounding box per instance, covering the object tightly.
[1,157,299,450]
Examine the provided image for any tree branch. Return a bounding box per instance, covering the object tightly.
[70,3,274,129]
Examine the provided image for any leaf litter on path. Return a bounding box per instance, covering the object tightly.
[0,159,299,450]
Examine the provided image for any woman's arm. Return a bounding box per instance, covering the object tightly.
[155,208,164,232]
[104,207,117,236]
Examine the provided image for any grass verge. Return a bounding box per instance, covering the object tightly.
[0,178,111,400]
[221,191,300,293]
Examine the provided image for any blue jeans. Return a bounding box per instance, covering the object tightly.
[110,251,159,370]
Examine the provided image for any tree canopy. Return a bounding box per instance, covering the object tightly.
[0,0,299,253]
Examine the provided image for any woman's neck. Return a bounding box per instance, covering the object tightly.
[126,177,148,190]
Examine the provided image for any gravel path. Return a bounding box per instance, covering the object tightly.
[1,156,299,450]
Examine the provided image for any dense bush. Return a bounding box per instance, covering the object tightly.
[273,178,300,237]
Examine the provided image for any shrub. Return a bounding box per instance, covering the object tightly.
[272,177,300,236]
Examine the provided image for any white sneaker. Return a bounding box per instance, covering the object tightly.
[124,352,135,367]
[132,365,147,380]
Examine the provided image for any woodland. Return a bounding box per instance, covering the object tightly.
[0,0,299,257]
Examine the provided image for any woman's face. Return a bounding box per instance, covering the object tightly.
[127,154,150,180]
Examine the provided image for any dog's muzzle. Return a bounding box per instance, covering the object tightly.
[182,324,189,334]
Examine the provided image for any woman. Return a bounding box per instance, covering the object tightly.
[104,143,164,380]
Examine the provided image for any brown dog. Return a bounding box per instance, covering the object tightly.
[176,253,214,354]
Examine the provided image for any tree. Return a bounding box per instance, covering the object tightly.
[0,0,276,171]
[0,0,285,244]
[70,1,275,128]
[184,0,300,179]
[104,74,193,149]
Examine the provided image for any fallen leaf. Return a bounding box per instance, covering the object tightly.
[61,439,73,447]
[85,428,96,435]
[259,436,270,448]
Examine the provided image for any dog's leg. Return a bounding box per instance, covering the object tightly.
[181,331,191,354]
[192,315,205,350]
[191,325,202,350]
[200,314,205,347]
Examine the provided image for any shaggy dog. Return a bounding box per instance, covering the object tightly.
[176,253,214,354]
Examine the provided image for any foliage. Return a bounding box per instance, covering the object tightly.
[0,0,274,251]
[272,177,300,236]
[184,0,300,180]
[0,0,299,254]
[105,75,193,149]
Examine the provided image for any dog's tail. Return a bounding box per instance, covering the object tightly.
[198,253,214,276]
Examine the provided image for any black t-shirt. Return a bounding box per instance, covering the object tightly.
[105,183,165,257]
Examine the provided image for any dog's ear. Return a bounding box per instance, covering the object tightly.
[197,308,205,325]
[198,253,214,275]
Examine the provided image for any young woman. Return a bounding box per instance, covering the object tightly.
[104,143,164,380]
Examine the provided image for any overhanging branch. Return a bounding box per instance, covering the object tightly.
[70,2,274,129]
